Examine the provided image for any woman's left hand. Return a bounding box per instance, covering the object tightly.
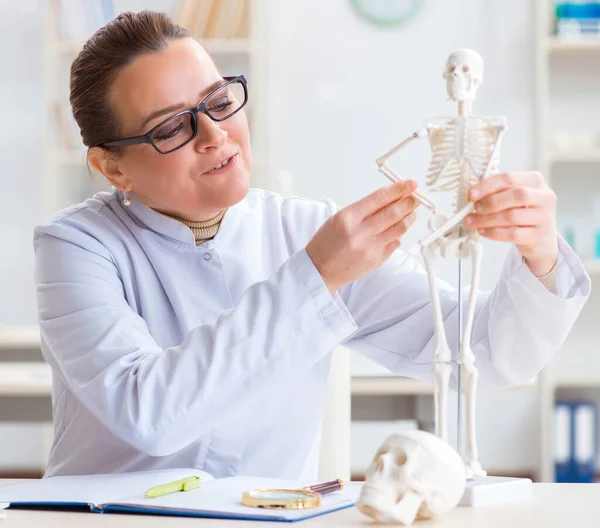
[464,171,559,276]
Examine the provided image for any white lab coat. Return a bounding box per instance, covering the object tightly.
[33,187,590,479]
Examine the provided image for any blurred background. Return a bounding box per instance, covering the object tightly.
[0,0,598,483]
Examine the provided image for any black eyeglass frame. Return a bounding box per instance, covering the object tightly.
[97,75,248,154]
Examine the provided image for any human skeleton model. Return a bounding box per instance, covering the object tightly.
[376,49,507,478]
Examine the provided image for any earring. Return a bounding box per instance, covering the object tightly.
[123,191,132,206]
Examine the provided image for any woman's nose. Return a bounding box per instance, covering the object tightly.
[194,113,228,152]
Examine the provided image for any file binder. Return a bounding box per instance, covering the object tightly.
[554,399,598,483]
[554,401,572,482]
[572,400,597,483]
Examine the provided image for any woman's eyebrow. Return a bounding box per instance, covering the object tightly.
[139,79,225,130]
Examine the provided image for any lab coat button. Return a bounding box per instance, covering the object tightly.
[203,252,211,261]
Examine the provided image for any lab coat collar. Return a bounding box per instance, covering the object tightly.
[122,189,246,248]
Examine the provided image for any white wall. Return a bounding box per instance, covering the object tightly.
[0,1,46,325]
[267,0,543,474]
[266,0,540,285]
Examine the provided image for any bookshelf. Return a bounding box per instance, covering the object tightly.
[351,377,433,396]
[0,362,52,397]
[534,0,600,482]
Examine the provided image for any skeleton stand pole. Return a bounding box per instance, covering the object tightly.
[457,259,463,459]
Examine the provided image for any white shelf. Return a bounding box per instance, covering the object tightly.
[351,376,433,395]
[54,38,254,56]
[0,325,41,349]
[549,148,600,164]
[0,362,52,397]
[549,371,600,388]
[351,375,537,395]
[547,36,600,52]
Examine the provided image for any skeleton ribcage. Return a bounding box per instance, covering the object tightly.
[424,119,501,212]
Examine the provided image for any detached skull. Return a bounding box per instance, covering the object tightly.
[443,48,483,102]
[356,430,466,525]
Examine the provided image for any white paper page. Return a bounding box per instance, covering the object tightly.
[0,468,213,507]
[110,476,359,520]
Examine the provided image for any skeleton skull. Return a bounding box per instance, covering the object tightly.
[356,430,466,525]
[443,48,483,102]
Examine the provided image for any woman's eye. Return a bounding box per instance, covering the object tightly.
[208,99,233,113]
[154,123,183,141]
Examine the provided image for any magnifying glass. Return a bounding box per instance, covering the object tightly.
[241,479,344,510]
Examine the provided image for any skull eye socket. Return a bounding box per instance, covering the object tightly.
[462,64,470,73]
[448,65,456,73]
[396,452,408,466]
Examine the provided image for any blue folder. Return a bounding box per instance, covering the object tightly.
[554,400,597,483]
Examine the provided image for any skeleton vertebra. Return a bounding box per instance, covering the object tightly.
[356,430,466,525]
[375,49,507,479]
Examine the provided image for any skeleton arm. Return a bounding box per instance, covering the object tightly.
[376,128,439,213]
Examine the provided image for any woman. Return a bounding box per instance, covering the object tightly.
[34,11,589,479]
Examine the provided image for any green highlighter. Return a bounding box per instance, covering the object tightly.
[145,476,201,498]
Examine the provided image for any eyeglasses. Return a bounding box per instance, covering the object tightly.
[98,75,248,154]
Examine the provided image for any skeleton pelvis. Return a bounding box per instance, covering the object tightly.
[426,215,476,259]
[441,235,475,259]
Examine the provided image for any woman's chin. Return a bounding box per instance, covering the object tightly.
[206,170,251,208]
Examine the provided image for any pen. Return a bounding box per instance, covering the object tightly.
[145,476,201,498]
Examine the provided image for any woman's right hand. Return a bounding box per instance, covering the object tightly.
[306,180,419,294]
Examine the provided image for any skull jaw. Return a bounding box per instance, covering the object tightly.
[357,484,426,525]
[446,78,479,102]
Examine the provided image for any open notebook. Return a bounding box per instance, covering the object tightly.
[0,468,360,522]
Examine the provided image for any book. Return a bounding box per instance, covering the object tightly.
[0,468,359,522]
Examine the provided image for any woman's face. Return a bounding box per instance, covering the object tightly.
[104,38,251,220]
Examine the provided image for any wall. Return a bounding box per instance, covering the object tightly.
[266,0,543,474]
[0,1,46,326]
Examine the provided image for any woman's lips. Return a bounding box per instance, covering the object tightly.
[202,153,239,176]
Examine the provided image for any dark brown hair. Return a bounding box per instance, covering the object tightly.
[70,10,191,152]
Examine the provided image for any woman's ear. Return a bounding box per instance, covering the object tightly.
[88,147,132,192]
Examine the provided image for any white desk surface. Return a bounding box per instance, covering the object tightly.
[0,480,598,527]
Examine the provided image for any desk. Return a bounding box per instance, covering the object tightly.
[0,480,598,527]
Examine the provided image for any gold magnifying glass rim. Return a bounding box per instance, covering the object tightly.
[242,488,322,509]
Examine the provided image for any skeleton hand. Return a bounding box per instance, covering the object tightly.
[464,171,558,276]
[306,180,419,294]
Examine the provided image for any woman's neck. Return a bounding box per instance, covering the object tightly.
[163,209,227,246]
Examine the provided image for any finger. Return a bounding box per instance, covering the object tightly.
[354,180,417,220]
[473,187,549,215]
[469,171,546,201]
[363,196,418,235]
[477,226,540,245]
[377,210,418,244]
[382,239,401,260]
[464,206,545,229]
